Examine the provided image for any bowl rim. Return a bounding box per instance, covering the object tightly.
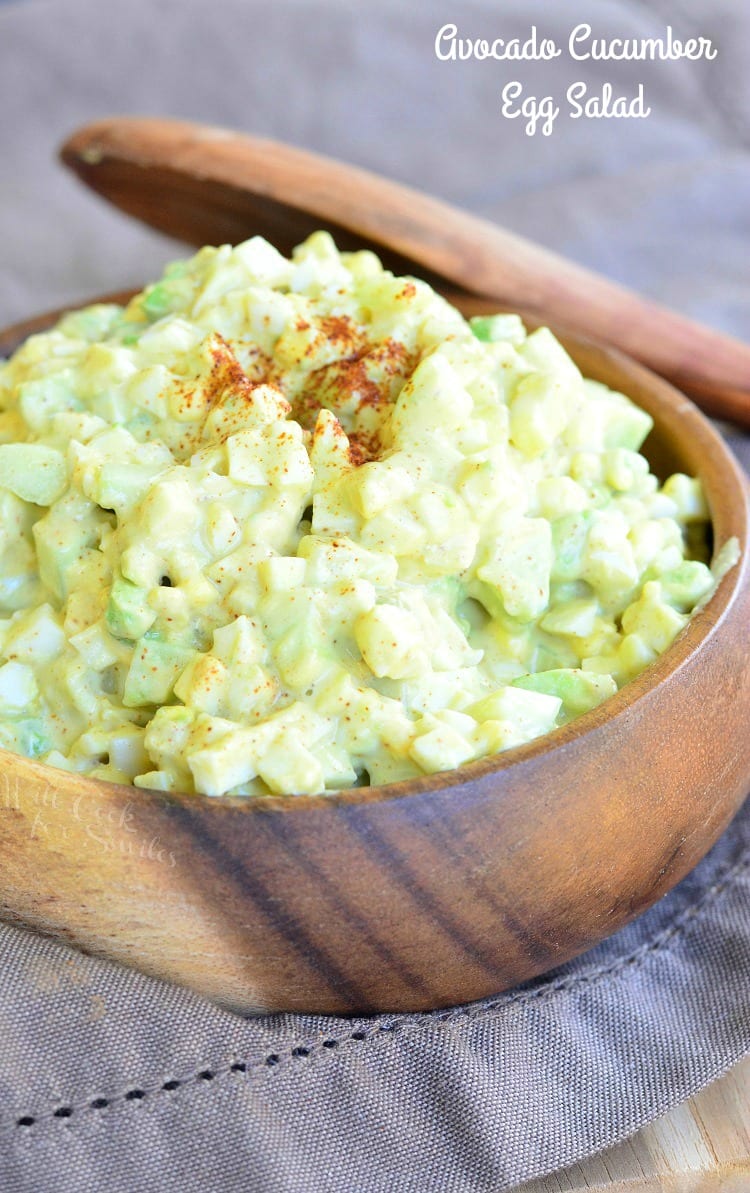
[1,294,747,815]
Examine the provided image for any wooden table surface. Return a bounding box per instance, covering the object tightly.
[517,1056,749,1192]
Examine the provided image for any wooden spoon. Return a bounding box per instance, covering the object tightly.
[60,116,750,426]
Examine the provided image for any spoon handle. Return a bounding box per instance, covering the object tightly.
[61,118,750,427]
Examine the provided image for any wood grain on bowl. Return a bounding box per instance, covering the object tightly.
[0,299,748,1015]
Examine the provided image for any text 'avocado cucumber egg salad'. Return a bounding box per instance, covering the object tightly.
[0,233,734,796]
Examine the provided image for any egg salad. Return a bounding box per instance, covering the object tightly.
[0,233,727,795]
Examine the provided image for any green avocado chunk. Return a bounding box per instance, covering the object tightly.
[512,668,617,717]
[105,577,157,641]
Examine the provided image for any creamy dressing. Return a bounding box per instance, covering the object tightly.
[0,233,726,795]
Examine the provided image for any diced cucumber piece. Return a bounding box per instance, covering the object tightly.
[0,444,67,505]
[32,495,102,602]
[123,638,196,707]
[658,561,714,612]
[512,668,617,716]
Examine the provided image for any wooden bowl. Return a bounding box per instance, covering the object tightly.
[0,297,748,1016]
